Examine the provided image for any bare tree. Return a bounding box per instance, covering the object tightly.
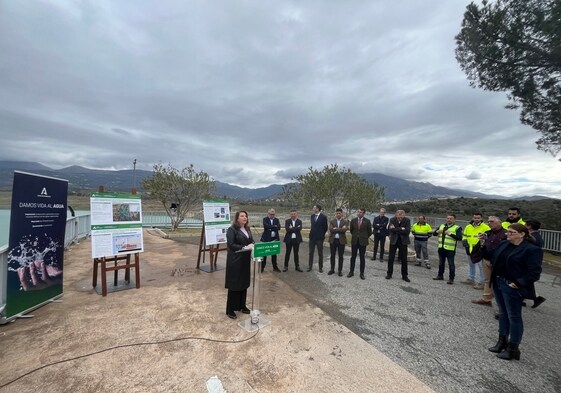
[142,163,214,230]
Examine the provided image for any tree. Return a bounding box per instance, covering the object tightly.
[282,164,384,215]
[142,163,214,231]
[455,0,561,157]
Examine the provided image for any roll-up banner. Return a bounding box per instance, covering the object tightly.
[4,171,68,319]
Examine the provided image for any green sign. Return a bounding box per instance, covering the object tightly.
[253,241,281,257]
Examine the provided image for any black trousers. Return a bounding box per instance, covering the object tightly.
[373,234,386,259]
[330,239,345,272]
[349,242,366,275]
[308,239,324,270]
[261,254,278,271]
[226,288,248,314]
[387,238,408,278]
[284,239,300,268]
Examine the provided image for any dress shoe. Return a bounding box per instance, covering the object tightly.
[446,280,454,285]
[494,312,500,320]
[347,273,354,278]
[227,311,237,319]
[532,296,546,309]
[370,256,376,261]
[273,267,281,272]
[327,270,335,275]
[402,277,410,282]
[282,268,288,272]
[385,275,392,279]
[296,267,303,272]
[319,268,323,273]
[360,274,365,280]
[338,272,343,277]
[241,307,251,314]
[433,276,444,280]
[472,299,492,306]
[306,268,312,272]
[521,301,527,307]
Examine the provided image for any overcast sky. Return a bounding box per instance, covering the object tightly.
[1,0,560,198]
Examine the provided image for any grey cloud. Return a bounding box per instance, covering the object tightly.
[0,1,560,197]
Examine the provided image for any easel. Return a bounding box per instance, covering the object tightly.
[93,253,140,296]
[196,223,227,272]
[91,185,142,296]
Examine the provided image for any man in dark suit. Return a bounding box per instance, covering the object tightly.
[283,209,303,272]
[308,204,328,272]
[386,210,412,282]
[371,208,389,261]
[328,208,349,276]
[348,208,373,279]
[261,208,281,272]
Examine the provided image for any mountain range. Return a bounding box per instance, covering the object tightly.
[0,161,549,202]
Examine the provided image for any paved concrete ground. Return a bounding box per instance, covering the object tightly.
[1,231,559,393]
[266,239,561,393]
[0,231,435,393]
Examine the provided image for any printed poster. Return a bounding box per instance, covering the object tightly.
[203,200,230,245]
[90,192,143,258]
[5,171,68,319]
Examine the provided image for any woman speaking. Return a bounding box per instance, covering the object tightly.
[225,211,254,319]
[488,223,542,360]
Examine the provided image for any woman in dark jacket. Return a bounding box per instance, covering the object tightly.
[488,223,542,360]
[225,211,254,319]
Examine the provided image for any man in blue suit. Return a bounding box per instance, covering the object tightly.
[261,208,281,272]
[308,204,328,272]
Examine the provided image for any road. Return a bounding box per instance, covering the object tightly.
[272,239,561,393]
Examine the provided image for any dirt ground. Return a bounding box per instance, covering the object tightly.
[0,230,434,393]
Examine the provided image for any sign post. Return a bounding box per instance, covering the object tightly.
[239,241,280,332]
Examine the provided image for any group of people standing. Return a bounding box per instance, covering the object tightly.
[224,206,545,362]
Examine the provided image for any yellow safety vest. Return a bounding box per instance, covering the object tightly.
[462,222,491,253]
[502,218,525,230]
[437,224,460,251]
[412,223,432,240]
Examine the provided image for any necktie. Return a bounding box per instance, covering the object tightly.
[359,219,362,228]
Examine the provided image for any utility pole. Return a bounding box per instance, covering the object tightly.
[132,159,137,194]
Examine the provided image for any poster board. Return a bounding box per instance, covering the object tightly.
[4,171,68,319]
[90,192,144,258]
[202,199,230,246]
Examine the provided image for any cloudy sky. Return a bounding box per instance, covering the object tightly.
[1,0,560,198]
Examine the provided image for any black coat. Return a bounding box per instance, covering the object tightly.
[225,225,254,291]
[388,217,411,245]
[309,213,328,241]
[284,218,303,243]
[261,216,281,242]
[373,215,389,237]
[490,240,542,299]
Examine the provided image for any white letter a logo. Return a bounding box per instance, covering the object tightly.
[41,187,48,196]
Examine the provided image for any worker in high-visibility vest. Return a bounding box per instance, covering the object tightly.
[461,212,490,289]
[411,215,432,269]
[502,207,525,229]
[432,214,463,284]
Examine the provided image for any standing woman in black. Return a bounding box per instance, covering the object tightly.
[488,223,542,360]
[225,211,254,319]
